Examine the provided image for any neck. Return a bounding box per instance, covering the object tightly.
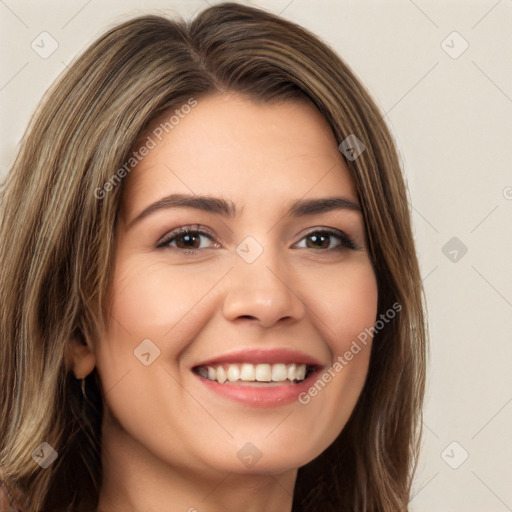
[96,411,296,512]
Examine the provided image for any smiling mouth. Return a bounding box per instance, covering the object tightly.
[194,362,316,385]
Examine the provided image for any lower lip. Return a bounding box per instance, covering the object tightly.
[195,372,320,408]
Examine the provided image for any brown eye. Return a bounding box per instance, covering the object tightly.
[157,226,218,252]
[295,229,356,251]
[305,233,333,249]
[174,233,202,249]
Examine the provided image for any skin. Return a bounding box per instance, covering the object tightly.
[69,92,378,512]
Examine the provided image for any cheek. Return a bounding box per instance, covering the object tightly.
[306,258,378,353]
[92,255,233,461]
[94,254,226,394]
[294,258,378,445]
[106,254,230,339]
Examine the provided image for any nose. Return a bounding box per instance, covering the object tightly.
[222,249,306,328]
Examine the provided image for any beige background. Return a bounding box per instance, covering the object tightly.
[1,1,511,510]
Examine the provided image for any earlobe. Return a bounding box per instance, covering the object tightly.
[65,336,96,379]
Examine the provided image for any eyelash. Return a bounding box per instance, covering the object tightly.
[156,224,357,254]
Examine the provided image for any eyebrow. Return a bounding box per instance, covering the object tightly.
[126,193,361,229]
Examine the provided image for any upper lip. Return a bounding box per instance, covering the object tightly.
[193,348,324,369]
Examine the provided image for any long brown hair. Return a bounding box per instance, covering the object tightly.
[0,3,427,511]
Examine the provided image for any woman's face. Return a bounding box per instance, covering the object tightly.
[93,92,378,476]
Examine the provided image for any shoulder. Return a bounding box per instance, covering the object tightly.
[0,482,12,510]
[0,481,24,511]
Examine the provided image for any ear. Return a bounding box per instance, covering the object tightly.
[65,333,96,379]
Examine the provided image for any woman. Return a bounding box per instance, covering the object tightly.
[0,3,427,511]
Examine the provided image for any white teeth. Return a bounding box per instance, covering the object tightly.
[240,363,256,381]
[216,366,227,384]
[271,363,287,382]
[255,363,272,382]
[198,363,309,384]
[227,364,240,382]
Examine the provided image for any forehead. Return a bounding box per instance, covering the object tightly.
[122,93,358,213]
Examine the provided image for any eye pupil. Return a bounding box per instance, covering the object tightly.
[306,234,330,249]
[177,234,201,249]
